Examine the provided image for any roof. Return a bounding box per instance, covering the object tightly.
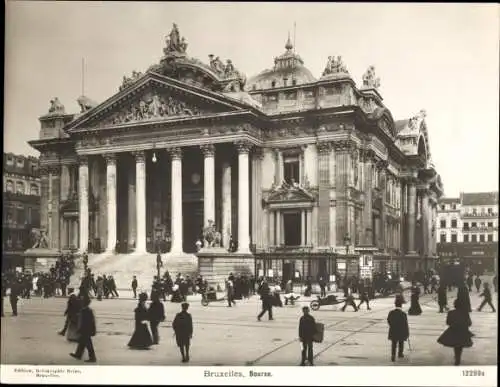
[461,192,499,206]
[439,198,460,204]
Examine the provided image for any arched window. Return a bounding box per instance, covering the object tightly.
[16,181,24,194]
[30,184,39,196]
[6,180,14,192]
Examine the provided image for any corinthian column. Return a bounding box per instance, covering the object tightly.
[407,179,417,254]
[221,162,232,249]
[236,141,252,254]
[105,154,117,253]
[169,148,183,254]
[134,151,147,254]
[78,156,89,252]
[201,144,216,228]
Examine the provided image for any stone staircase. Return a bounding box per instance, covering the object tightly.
[70,252,198,290]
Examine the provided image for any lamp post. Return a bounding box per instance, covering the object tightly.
[344,233,351,275]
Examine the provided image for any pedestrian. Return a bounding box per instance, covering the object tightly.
[59,293,80,338]
[387,297,410,362]
[341,292,358,312]
[128,292,153,350]
[109,276,119,298]
[474,275,482,293]
[9,278,22,316]
[148,291,165,345]
[493,275,498,293]
[456,283,472,313]
[131,276,138,299]
[95,276,104,301]
[1,274,6,317]
[172,302,193,363]
[408,282,422,316]
[318,277,326,298]
[437,299,474,365]
[298,306,317,366]
[226,280,236,307]
[70,296,97,363]
[466,274,473,293]
[477,283,496,312]
[257,280,273,321]
[357,287,371,310]
[437,283,449,313]
[156,253,163,268]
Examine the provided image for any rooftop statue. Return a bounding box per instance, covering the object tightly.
[322,55,349,76]
[362,65,380,89]
[164,23,188,55]
[48,97,65,115]
[77,95,98,113]
[119,70,144,91]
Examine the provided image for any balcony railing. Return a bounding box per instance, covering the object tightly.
[462,226,498,232]
[462,212,497,218]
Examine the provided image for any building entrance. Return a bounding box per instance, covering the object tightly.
[183,201,203,253]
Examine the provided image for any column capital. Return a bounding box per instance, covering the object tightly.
[332,139,357,152]
[200,144,216,157]
[39,166,50,177]
[234,140,252,154]
[252,147,264,160]
[360,148,376,163]
[48,165,61,175]
[374,159,389,172]
[78,155,88,166]
[104,153,117,165]
[316,141,332,154]
[168,147,182,160]
[132,150,146,163]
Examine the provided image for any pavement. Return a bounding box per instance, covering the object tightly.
[0,290,497,366]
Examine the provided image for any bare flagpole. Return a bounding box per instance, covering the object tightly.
[82,57,85,96]
[293,22,296,55]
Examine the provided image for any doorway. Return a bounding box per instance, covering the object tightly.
[183,201,203,253]
[283,212,301,246]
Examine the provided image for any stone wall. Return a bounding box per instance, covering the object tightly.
[198,251,254,289]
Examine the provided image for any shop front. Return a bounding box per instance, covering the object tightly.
[437,242,498,274]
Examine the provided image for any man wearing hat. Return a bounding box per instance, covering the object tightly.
[387,296,410,362]
[172,302,193,363]
[70,296,97,363]
[299,306,317,366]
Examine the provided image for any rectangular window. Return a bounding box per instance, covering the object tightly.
[479,234,485,242]
[452,204,457,210]
[283,156,300,185]
[440,205,445,211]
[451,219,457,228]
[451,234,457,243]
[471,234,477,242]
[487,222,493,228]
[471,222,477,228]
[440,234,446,243]
[463,222,469,230]
[472,208,477,215]
[304,90,314,99]
[267,93,278,102]
[487,234,493,242]
[440,220,446,228]
[463,234,469,242]
[283,91,297,100]
[488,208,493,214]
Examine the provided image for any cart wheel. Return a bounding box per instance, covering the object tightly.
[310,300,320,311]
[201,298,209,306]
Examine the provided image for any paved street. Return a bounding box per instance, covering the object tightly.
[1,290,497,366]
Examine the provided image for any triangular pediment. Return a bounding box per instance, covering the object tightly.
[65,72,256,132]
[266,183,315,203]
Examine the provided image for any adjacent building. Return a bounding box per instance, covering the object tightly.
[2,153,41,271]
[437,192,498,273]
[28,24,443,283]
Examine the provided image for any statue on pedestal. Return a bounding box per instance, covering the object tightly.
[203,220,222,248]
[48,97,65,115]
[31,228,50,249]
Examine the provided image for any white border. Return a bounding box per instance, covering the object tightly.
[1,365,497,386]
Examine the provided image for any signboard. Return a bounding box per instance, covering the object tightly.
[258,269,264,277]
[337,262,346,270]
[294,271,300,279]
[329,275,336,283]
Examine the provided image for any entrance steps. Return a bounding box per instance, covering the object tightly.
[70,252,198,291]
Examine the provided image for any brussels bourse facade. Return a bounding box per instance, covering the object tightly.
[29,24,443,283]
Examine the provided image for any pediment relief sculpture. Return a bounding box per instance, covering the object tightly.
[93,91,207,128]
[266,180,316,203]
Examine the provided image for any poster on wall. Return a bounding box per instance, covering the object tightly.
[267,269,273,277]
[337,262,346,270]
[258,269,264,277]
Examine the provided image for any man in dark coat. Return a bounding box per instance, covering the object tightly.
[257,280,273,321]
[456,283,472,313]
[477,283,496,312]
[387,297,410,362]
[131,276,138,299]
[298,306,317,366]
[318,277,326,298]
[466,274,474,292]
[172,302,193,363]
[493,275,497,293]
[9,279,22,316]
[70,296,97,362]
[474,275,482,293]
[437,283,449,313]
[341,291,358,312]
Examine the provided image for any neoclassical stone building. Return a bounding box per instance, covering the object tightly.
[29,24,443,285]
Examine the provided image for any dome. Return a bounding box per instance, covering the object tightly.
[247,35,317,91]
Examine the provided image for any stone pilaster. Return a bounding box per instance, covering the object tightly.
[361,149,375,245]
[60,165,70,201]
[376,159,388,251]
[251,148,264,250]
[333,140,353,246]
[49,165,61,250]
[407,179,417,254]
[317,141,331,248]
[105,154,117,252]
[221,162,232,249]
[169,147,184,254]
[134,151,147,254]
[201,144,216,227]
[235,140,252,254]
[78,156,89,252]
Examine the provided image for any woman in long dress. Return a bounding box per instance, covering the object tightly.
[437,299,474,365]
[408,282,422,316]
[66,294,82,342]
[456,283,472,313]
[128,292,153,350]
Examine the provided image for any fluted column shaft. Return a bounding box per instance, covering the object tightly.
[105,155,117,252]
[134,151,147,253]
[407,181,417,254]
[362,150,374,245]
[201,145,216,228]
[222,162,232,249]
[127,162,136,249]
[78,157,89,252]
[170,148,183,254]
[236,141,251,253]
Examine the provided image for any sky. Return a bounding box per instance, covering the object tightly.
[4,2,499,198]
